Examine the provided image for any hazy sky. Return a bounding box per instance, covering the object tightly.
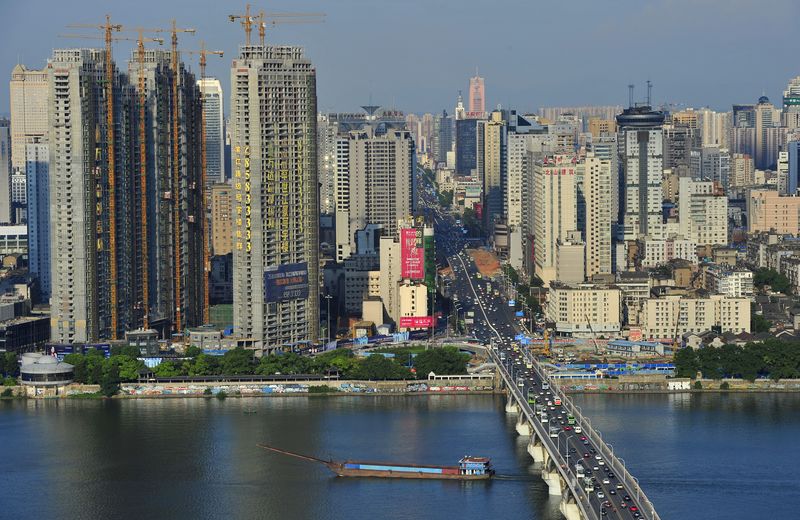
[3,0,800,115]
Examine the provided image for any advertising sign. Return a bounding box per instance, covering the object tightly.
[401,228,425,280]
[399,316,434,328]
[264,262,310,302]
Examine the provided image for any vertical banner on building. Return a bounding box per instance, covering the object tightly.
[401,228,425,280]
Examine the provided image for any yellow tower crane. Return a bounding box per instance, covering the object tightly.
[131,28,165,331]
[166,20,196,336]
[183,42,224,325]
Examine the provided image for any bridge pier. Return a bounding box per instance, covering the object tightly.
[527,432,546,463]
[541,458,565,496]
[559,493,585,520]
[504,392,520,414]
[515,413,532,437]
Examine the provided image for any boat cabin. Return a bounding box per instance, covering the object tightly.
[459,456,493,476]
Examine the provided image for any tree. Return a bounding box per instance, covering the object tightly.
[64,354,87,384]
[100,362,120,397]
[754,268,790,294]
[693,380,703,390]
[673,347,699,378]
[354,354,409,380]
[413,347,470,376]
[153,360,184,378]
[111,345,141,358]
[3,352,19,377]
[185,345,202,358]
[109,355,146,382]
[751,313,772,333]
[188,354,220,377]
[221,348,254,375]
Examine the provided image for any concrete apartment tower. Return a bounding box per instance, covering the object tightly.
[617,105,665,243]
[48,47,205,343]
[47,49,138,342]
[127,49,205,336]
[338,127,415,257]
[10,65,48,172]
[584,153,613,278]
[230,45,319,352]
[198,78,225,185]
[532,154,577,286]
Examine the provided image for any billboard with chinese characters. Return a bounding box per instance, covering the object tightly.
[399,316,434,328]
[264,262,310,302]
[401,228,425,280]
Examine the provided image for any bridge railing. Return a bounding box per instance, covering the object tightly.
[521,348,662,520]
[489,348,598,520]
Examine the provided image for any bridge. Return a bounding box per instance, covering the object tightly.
[489,344,661,520]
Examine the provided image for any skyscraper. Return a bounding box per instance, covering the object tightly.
[532,154,577,286]
[127,48,205,334]
[198,78,225,185]
[584,153,612,278]
[48,47,205,343]
[468,72,485,115]
[754,96,782,169]
[783,77,800,130]
[25,137,49,298]
[230,45,319,351]
[482,111,506,228]
[9,64,48,172]
[335,127,415,258]
[48,48,138,342]
[617,105,665,242]
[0,119,10,224]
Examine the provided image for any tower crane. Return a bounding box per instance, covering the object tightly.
[165,20,196,336]
[130,28,165,331]
[183,42,224,325]
[63,16,123,339]
[256,10,326,46]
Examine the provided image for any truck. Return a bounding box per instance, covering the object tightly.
[583,476,594,493]
[575,463,585,478]
[539,411,548,423]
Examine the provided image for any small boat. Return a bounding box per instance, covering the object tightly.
[257,444,494,480]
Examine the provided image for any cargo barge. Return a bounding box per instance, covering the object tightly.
[257,444,494,480]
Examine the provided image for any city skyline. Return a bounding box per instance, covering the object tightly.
[2,0,800,115]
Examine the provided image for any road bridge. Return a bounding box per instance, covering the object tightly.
[490,345,661,520]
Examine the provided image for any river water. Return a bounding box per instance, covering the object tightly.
[1,393,798,519]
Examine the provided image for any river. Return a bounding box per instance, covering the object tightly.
[1,393,798,519]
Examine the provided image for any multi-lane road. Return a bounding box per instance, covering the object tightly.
[417,167,655,519]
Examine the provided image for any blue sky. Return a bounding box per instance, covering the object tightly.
[3,0,800,115]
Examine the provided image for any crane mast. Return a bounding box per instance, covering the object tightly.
[184,42,224,325]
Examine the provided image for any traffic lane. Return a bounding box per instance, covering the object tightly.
[510,355,642,519]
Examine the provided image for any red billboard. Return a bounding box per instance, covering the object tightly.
[401,228,425,279]
[399,316,434,328]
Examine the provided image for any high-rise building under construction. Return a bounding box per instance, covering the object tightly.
[230,45,319,352]
[48,47,205,343]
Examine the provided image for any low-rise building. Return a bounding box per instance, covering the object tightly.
[546,282,621,336]
[704,265,754,297]
[638,292,750,339]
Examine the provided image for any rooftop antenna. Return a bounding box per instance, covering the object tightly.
[647,80,653,107]
[628,84,634,108]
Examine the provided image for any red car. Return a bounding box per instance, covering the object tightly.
[630,506,638,512]
[564,426,572,431]
[583,453,590,458]
[580,436,587,441]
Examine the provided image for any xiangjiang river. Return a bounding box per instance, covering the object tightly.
[1,393,799,520]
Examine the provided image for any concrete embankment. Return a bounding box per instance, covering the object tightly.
[117,376,497,398]
[558,374,800,393]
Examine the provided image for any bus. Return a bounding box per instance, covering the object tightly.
[567,414,576,425]
[554,397,562,406]
[527,388,537,404]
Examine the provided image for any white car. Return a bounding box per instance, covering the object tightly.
[602,478,610,485]
[598,460,605,466]
[596,492,605,499]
